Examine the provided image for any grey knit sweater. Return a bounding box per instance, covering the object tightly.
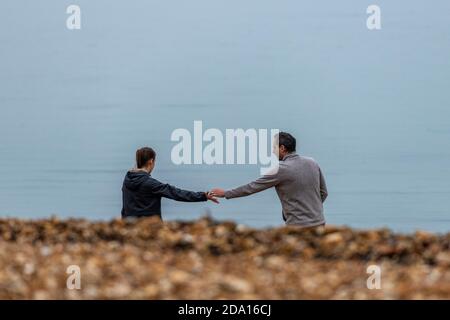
[225,153,327,227]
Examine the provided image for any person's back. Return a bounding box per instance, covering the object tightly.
[121,170,207,218]
[274,153,327,226]
[121,147,217,219]
[213,132,328,228]
[122,170,159,218]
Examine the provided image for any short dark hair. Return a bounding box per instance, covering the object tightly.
[278,132,296,152]
[136,147,156,168]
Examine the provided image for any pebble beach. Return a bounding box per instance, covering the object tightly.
[0,216,449,299]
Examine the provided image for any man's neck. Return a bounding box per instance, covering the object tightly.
[282,152,296,160]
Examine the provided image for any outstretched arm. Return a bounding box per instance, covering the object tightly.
[148,179,218,203]
[213,173,280,199]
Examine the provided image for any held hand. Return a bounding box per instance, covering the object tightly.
[211,188,225,198]
[206,191,219,204]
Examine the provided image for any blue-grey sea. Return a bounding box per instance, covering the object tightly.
[1,1,449,232]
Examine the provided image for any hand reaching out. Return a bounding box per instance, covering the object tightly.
[206,191,219,204]
[211,188,225,198]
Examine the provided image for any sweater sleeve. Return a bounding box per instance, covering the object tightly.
[319,167,328,202]
[224,172,280,199]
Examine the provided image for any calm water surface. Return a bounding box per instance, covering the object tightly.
[1,1,449,232]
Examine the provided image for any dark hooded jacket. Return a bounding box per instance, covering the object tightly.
[121,170,207,218]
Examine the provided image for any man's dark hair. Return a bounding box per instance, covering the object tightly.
[278,132,296,152]
[136,147,156,168]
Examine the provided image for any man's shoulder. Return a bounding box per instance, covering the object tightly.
[266,161,290,177]
[297,155,319,165]
[282,154,316,165]
[288,155,321,172]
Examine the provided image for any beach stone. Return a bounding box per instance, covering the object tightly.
[220,275,253,293]
[323,232,344,245]
[169,270,191,284]
[435,252,450,266]
[0,218,448,299]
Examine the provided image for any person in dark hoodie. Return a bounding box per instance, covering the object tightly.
[122,147,218,219]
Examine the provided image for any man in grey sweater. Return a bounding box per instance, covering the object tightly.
[212,132,328,227]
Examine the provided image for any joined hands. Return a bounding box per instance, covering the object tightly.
[205,188,226,204]
[205,191,219,204]
[210,188,225,198]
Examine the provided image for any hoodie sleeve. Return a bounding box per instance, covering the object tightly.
[145,178,207,202]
